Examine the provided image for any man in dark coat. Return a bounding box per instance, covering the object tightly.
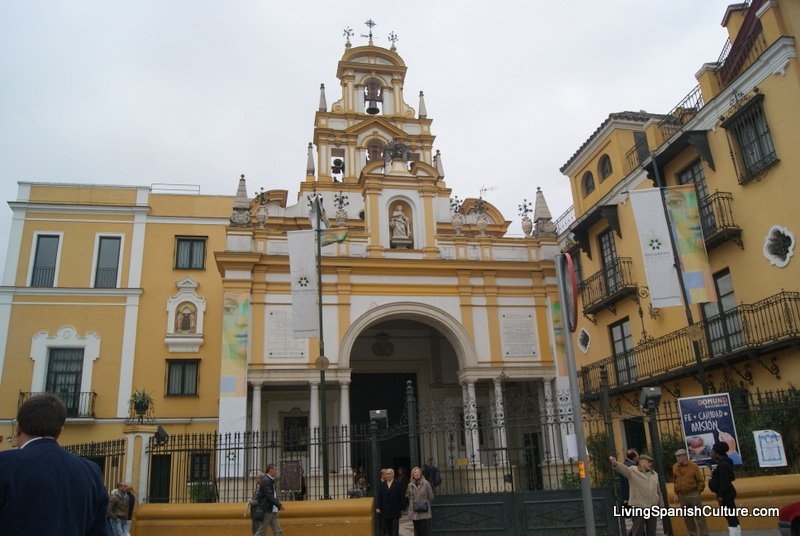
[252,463,284,536]
[375,467,405,536]
[0,393,110,535]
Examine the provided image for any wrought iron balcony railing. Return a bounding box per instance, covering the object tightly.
[580,257,638,315]
[579,291,800,399]
[699,191,742,251]
[18,391,97,418]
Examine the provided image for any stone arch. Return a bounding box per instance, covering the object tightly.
[338,302,477,370]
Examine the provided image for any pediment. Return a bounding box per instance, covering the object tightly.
[345,118,408,139]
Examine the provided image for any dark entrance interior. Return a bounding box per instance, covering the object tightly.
[350,372,415,475]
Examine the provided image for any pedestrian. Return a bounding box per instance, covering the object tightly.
[709,442,740,536]
[251,464,284,536]
[348,473,370,498]
[108,482,130,536]
[0,392,110,535]
[407,466,434,536]
[610,453,664,536]
[249,472,265,535]
[671,448,708,536]
[422,458,442,490]
[123,483,136,536]
[620,449,639,536]
[375,467,404,536]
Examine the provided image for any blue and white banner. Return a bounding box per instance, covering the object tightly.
[629,188,683,308]
[678,393,742,466]
[287,230,319,338]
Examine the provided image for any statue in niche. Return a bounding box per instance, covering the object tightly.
[174,302,197,334]
[389,204,413,249]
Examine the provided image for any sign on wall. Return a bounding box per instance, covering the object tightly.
[678,393,742,465]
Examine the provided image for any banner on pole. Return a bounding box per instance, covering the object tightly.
[629,188,683,308]
[663,185,716,304]
[288,230,319,338]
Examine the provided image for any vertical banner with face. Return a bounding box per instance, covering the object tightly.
[663,185,717,304]
[678,393,742,466]
[219,291,250,476]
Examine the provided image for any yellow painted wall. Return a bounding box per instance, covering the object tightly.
[134,498,374,536]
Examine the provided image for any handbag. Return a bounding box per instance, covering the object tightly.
[412,500,429,513]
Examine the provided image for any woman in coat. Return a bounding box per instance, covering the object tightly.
[709,442,740,536]
[407,466,434,536]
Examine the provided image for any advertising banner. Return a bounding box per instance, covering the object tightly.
[678,393,742,465]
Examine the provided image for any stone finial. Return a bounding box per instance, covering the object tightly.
[434,149,445,180]
[230,174,252,226]
[418,90,427,119]
[533,186,556,236]
[319,83,327,112]
[306,142,316,177]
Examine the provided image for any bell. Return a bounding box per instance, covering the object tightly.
[365,80,382,115]
[331,158,344,174]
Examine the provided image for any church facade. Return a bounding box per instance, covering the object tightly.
[0,34,570,490]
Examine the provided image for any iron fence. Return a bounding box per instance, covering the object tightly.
[63,438,126,492]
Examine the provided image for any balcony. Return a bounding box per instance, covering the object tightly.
[699,191,742,251]
[579,291,800,400]
[19,391,97,418]
[580,257,638,315]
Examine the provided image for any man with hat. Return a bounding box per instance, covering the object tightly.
[610,453,664,536]
[671,448,708,536]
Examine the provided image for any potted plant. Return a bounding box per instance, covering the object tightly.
[129,389,153,418]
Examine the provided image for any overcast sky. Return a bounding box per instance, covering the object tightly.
[0,1,733,268]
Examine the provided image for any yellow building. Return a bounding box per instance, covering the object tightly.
[559,0,800,475]
[0,34,575,504]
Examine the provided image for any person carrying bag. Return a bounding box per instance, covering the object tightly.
[407,466,434,536]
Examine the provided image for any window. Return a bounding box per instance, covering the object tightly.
[166,360,199,396]
[31,234,60,287]
[581,171,595,197]
[722,95,777,183]
[175,237,206,270]
[94,236,121,288]
[598,154,613,181]
[282,415,309,452]
[189,452,211,482]
[598,229,622,294]
[677,160,714,234]
[702,270,743,357]
[610,318,636,385]
[46,348,84,417]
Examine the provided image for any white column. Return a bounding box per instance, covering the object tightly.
[338,381,351,473]
[492,377,508,466]
[462,381,481,467]
[251,381,263,433]
[309,381,321,476]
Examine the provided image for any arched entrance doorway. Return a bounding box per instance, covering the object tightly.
[348,318,460,476]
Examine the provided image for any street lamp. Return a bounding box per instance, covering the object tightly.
[641,386,672,536]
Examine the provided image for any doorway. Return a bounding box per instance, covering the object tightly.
[350,372,415,475]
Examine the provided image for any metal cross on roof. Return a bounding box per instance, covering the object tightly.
[362,19,377,43]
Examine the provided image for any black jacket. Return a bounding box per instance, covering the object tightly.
[255,475,282,513]
[709,454,736,499]
[375,479,404,519]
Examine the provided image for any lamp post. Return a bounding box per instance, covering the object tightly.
[313,193,331,499]
[641,386,672,536]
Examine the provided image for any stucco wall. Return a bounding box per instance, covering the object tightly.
[134,498,374,536]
